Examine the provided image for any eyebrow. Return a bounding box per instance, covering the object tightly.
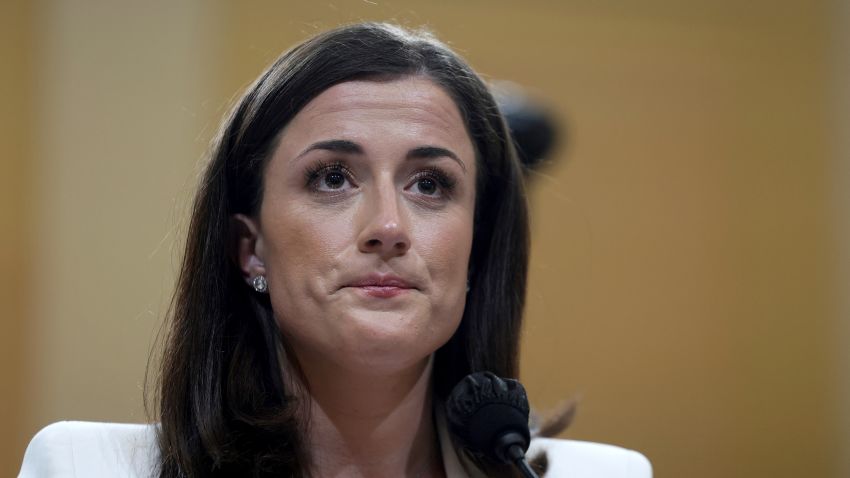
[295,139,363,159]
[295,139,467,172]
[406,146,466,172]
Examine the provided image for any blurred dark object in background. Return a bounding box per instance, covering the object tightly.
[492,81,562,174]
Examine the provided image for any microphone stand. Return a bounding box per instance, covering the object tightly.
[507,445,539,478]
[498,432,540,478]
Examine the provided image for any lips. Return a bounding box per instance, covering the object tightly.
[348,274,414,288]
[344,273,416,298]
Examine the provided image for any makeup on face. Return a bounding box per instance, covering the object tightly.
[247,77,477,374]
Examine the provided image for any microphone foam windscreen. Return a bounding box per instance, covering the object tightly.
[445,372,531,458]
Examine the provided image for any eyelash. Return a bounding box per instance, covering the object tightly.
[304,160,354,190]
[411,166,457,196]
[303,160,457,197]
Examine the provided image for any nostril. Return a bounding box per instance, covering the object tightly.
[366,238,381,248]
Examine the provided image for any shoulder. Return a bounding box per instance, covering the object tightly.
[19,421,159,478]
[528,437,652,478]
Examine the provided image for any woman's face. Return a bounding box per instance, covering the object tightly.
[238,77,476,375]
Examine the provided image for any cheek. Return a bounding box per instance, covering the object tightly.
[416,213,473,291]
[259,206,354,345]
[260,205,353,299]
[418,217,472,346]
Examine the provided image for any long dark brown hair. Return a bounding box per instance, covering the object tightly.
[152,22,530,477]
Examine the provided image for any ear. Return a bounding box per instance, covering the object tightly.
[231,213,265,283]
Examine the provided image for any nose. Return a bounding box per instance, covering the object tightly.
[357,183,411,259]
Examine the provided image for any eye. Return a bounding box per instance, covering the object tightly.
[320,171,347,190]
[305,161,355,192]
[408,167,456,198]
[414,177,438,195]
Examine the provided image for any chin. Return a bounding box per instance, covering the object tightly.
[331,310,455,373]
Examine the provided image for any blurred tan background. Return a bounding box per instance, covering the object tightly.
[2,1,848,476]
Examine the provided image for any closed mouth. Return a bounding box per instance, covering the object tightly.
[346,274,416,289]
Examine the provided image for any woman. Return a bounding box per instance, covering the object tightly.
[19,23,651,477]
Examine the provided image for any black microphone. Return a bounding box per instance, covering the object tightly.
[445,372,540,478]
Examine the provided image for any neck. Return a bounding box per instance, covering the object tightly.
[291,354,445,478]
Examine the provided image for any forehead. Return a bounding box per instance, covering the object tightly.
[284,77,471,147]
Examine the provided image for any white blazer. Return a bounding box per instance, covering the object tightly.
[19,419,651,477]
